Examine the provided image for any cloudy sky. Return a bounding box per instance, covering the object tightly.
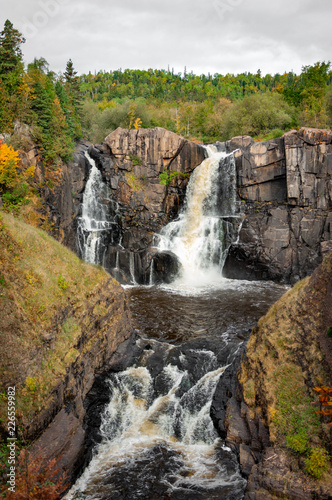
[2,0,331,76]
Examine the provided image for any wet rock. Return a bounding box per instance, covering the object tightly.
[151,250,181,284]
[225,397,251,446]
[239,444,256,478]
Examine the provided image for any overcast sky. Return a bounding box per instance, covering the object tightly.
[1,0,331,77]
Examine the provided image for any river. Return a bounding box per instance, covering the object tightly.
[66,146,288,499]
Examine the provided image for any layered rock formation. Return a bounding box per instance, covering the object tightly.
[85,127,206,283]
[221,252,332,499]
[13,125,332,285]
[0,213,132,494]
[223,128,332,283]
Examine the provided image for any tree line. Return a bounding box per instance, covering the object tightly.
[1,18,332,153]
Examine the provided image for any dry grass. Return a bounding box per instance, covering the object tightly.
[0,211,112,432]
[240,253,332,483]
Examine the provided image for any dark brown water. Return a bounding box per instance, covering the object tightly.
[126,278,287,344]
[67,278,287,500]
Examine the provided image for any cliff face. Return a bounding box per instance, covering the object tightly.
[84,126,332,285]
[222,251,332,499]
[0,213,132,491]
[86,127,206,283]
[12,125,332,285]
[15,137,89,253]
[223,128,332,283]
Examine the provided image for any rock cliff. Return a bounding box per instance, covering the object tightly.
[11,125,332,285]
[221,251,332,499]
[0,213,132,494]
[223,128,332,283]
[85,127,206,283]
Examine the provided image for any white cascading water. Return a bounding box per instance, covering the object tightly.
[66,348,245,499]
[77,152,115,264]
[155,146,237,286]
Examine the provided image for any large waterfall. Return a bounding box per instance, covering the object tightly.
[155,146,238,285]
[69,146,287,500]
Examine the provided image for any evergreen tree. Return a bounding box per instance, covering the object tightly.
[64,59,82,139]
[0,20,25,88]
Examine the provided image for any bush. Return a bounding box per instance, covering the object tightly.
[2,181,28,209]
[305,448,329,479]
[221,93,298,139]
[159,170,189,186]
[286,430,309,454]
[0,142,20,189]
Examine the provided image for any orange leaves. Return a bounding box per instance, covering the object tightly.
[3,449,69,499]
[314,386,332,423]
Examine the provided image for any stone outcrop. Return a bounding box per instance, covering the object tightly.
[223,128,332,283]
[83,126,332,285]
[85,127,206,284]
[18,133,90,252]
[0,213,132,494]
[12,125,332,285]
[221,252,332,499]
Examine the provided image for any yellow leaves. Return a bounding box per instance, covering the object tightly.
[0,142,20,189]
[133,117,142,129]
[24,165,35,178]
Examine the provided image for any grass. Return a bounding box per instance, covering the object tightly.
[125,173,145,192]
[0,211,121,437]
[241,257,332,483]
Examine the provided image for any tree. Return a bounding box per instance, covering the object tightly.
[0,20,25,87]
[300,61,331,127]
[63,59,82,139]
[64,58,77,83]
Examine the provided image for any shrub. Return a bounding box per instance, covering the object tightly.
[57,274,69,291]
[25,376,37,393]
[305,448,329,479]
[286,430,309,454]
[159,170,189,186]
[129,154,142,166]
[2,181,28,209]
[0,142,20,189]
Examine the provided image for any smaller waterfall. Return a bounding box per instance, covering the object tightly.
[129,252,137,285]
[77,152,118,265]
[66,346,246,499]
[155,146,239,285]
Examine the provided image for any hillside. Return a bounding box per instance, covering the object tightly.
[0,212,132,493]
[226,251,332,499]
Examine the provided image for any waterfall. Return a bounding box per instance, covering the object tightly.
[66,346,246,499]
[155,146,238,285]
[77,152,117,265]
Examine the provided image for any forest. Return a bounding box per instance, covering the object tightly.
[1,18,332,158]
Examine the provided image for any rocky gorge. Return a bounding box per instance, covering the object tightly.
[42,125,332,285]
[1,125,331,498]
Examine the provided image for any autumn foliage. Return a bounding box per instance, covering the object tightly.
[314,386,332,424]
[1,449,68,499]
[0,142,20,190]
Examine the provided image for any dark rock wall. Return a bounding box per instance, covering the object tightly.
[87,127,206,284]
[223,128,332,283]
[222,252,332,499]
[29,278,133,493]
[49,126,331,284]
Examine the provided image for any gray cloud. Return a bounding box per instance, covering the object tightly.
[1,0,331,76]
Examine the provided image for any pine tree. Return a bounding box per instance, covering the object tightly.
[63,59,82,139]
[0,20,25,85]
